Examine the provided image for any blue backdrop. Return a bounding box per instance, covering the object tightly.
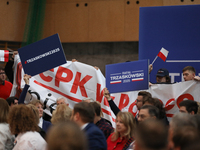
[139,5,200,83]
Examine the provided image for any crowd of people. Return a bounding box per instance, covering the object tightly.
[0,53,200,150]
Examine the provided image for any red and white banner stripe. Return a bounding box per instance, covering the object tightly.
[0,50,9,62]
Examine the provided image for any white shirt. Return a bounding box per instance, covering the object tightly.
[81,123,89,130]
[38,117,43,129]
[13,131,46,150]
[0,123,14,150]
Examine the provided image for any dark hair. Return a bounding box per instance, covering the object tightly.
[138,91,152,103]
[165,75,171,83]
[153,98,167,120]
[140,105,159,119]
[8,104,39,134]
[0,66,5,71]
[143,97,156,105]
[182,66,196,74]
[73,102,95,123]
[179,100,198,114]
[90,102,101,116]
[0,98,9,123]
[6,96,18,106]
[173,126,200,149]
[135,119,168,150]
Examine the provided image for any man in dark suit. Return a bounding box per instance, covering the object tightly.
[71,101,107,150]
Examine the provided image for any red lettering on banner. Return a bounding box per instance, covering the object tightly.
[55,66,73,87]
[176,93,194,108]
[128,100,137,117]
[39,69,54,82]
[165,98,175,111]
[118,94,129,110]
[96,84,115,106]
[96,83,104,103]
[34,80,82,103]
[70,72,92,97]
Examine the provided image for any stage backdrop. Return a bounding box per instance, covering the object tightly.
[139,5,200,83]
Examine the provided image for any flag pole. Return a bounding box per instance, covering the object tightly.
[151,56,158,65]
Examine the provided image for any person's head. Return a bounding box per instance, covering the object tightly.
[8,104,39,135]
[143,97,156,106]
[179,100,198,115]
[71,102,95,126]
[47,121,87,150]
[0,66,6,83]
[136,91,152,110]
[6,96,18,107]
[90,101,101,117]
[26,104,40,124]
[112,112,136,141]
[82,97,95,103]
[135,119,168,150]
[153,98,167,120]
[51,104,72,124]
[172,126,200,150]
[169,113,197,149]
[56,97,69,106]
[0,98,9,123]
[182,66,196,81]
[156,68,171,83]
[90,101,104,118]
[29,100,43,118]
[138,105,159,122]
[170,113,197,133]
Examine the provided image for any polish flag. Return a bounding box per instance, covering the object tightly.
[0,50,9,62]
[157,48,169,61]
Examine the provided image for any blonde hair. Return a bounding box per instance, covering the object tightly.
[29,99,43,107]
[112,112,136,141]
[51,104,72,124]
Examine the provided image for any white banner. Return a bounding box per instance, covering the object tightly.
[10,55,200,126]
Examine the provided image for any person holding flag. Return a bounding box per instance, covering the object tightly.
[149,48,171,85]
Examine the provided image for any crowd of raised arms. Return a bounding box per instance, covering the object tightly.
[0,52,200,150]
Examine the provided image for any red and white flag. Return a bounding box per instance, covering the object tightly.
[0,50,9,62]
[157,47,169,61]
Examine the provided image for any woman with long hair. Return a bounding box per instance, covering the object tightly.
[0,98,14,150]
[8,105,46,150]
[51,104,72,124]
[107,112,136,150]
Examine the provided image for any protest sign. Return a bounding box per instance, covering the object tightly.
[106,60,149,93]
[18,34,66,76]
[10,55,200,126]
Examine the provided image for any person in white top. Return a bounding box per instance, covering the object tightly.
[8,105,46,150]
[0,98,14,150]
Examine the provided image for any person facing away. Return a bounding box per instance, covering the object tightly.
[71,101,107,150]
